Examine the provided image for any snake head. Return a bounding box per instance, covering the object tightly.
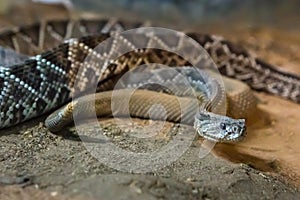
[194,111,246,142]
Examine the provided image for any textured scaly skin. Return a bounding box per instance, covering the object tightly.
[0,18,298,141]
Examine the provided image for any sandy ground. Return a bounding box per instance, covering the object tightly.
[0,2,300,200]
[1,119,300,200]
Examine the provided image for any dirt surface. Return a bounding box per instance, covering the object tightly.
[1,119,300,200]
[1,2,300,200]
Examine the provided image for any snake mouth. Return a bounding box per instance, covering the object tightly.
[196,130,246,143]
[197,130,247,143]
[196,130,220,142]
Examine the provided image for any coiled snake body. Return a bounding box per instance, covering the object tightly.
[0,18,299,142]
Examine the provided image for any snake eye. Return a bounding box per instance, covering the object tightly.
[220,123,226,130]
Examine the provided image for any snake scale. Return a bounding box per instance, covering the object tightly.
[0,18,299,142]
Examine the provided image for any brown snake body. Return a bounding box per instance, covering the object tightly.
[0,18,299,141]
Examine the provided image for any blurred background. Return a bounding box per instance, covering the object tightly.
[73,0,300,31]
[0,0,299,31]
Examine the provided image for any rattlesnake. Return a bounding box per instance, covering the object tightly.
[0,18,299,142]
